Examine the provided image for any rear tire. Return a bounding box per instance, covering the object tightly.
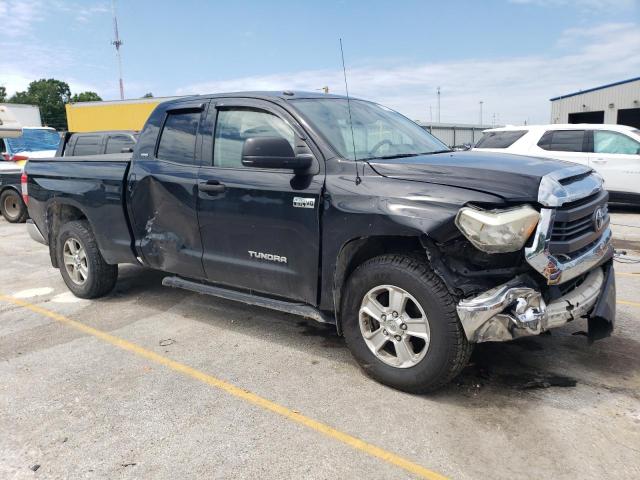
[57,220,118,298]
[342,254,472,393]
[1,189,28,223]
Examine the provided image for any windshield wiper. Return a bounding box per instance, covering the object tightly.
[360,153,421,161]
[421,149,452,155]
[362,150,452,161]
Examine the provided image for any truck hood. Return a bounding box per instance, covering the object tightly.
[367,151,585,202]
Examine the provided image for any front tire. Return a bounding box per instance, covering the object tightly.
[1,189,28,223]
[342,255,472,393]
[57,220,118,298]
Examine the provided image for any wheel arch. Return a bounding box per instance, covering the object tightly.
[46,200,89,268]
[0,184,21,196]
[332,235,426,333]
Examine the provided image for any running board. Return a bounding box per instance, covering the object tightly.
[162,276,335,325]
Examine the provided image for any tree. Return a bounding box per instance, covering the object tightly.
[0,86,6,102]
[142,92,153,98]
[9,79,71,130]
[70,91,102,103]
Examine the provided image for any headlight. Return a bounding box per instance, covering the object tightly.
[455,205,540,253]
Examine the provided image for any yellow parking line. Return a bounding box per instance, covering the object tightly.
[618,300,640,308]
[0,294,448,480]
[616,272,640,277]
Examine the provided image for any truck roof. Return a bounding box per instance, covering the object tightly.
[164,91,351,104]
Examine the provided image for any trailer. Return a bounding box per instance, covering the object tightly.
[65,96,182,132]
[0,104,42,128]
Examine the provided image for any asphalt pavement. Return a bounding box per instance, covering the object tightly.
[1,218,639,479]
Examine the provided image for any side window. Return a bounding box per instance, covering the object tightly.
[594,131,640,155]
[474,130,527,148]
[213,109,295,168]
[538,130,585,152]
[105,135,136,154]
[72,135,102,156]
[156,111,201,164]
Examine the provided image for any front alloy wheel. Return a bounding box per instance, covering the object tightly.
[359,285,430,368]
[342,254,472,393]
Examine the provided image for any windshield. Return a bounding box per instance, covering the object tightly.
[290,98,449,160]
[5,128,61,154]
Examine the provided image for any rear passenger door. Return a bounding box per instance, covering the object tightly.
[197,98,323,304]
[533,130,589,167]
[589,130,640,194]
[127,102,206,278]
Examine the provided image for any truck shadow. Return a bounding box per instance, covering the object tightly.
[100,265,640,401]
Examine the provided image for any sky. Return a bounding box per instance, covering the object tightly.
[1,0,639,125]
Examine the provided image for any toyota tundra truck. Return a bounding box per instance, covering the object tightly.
[23,92,616,392]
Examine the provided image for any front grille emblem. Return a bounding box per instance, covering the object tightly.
[592,207,606,232]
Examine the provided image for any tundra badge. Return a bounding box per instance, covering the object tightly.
[248,250,287,264]
[293,197,315,209]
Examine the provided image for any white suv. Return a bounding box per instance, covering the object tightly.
[473,124,640,205]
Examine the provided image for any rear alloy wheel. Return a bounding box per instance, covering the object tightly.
[0,189,28,223]
[62,238,89,285]
[57,220,118,298]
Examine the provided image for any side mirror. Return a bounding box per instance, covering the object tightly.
[121,147,134,153]
[241,137,312,172]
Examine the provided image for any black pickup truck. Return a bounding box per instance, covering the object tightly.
[24,92,616,392]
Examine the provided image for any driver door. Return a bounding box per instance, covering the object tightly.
[197,99,324,304]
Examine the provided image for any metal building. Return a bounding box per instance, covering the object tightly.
[418,122,491,148]
[550,76,640,128]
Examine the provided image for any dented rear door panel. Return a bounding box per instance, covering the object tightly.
[128,159,204,277]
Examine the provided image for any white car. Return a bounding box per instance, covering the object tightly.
[473,124,640,205]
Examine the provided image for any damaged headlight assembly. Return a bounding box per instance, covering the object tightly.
[455,205,540,253]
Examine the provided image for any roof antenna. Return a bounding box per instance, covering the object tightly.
[340,38,361,186]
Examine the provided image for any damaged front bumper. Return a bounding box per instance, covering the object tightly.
[457,263,615,343]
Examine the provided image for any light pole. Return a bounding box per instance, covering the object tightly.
[436,87,441,123]
[479,101,483,126]
[111,0,124,100]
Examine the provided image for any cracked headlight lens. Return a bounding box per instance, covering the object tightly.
[455,205,540,253]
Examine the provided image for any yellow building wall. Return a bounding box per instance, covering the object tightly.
[66,101,162,132]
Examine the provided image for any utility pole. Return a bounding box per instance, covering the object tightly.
[111,0,124,100]
[479,100,483,126]
[429,105,432,123]
[436,87,441,123]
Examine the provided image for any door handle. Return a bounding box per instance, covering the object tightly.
[198,180,226,194]
[592,158,607,164]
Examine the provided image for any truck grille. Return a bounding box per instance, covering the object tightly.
[549,190,609,256]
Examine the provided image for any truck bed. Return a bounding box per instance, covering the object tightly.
[26,153,137,265]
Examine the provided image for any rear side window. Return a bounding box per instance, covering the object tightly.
[538,130,585,152]
[594,131,640,155]
[156,111,201,164]
[105,135,136,154]
[72,135,102,156]
[475,131,527,149]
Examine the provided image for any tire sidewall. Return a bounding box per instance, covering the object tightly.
[57,222,103,298]
[343,259,460,391]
